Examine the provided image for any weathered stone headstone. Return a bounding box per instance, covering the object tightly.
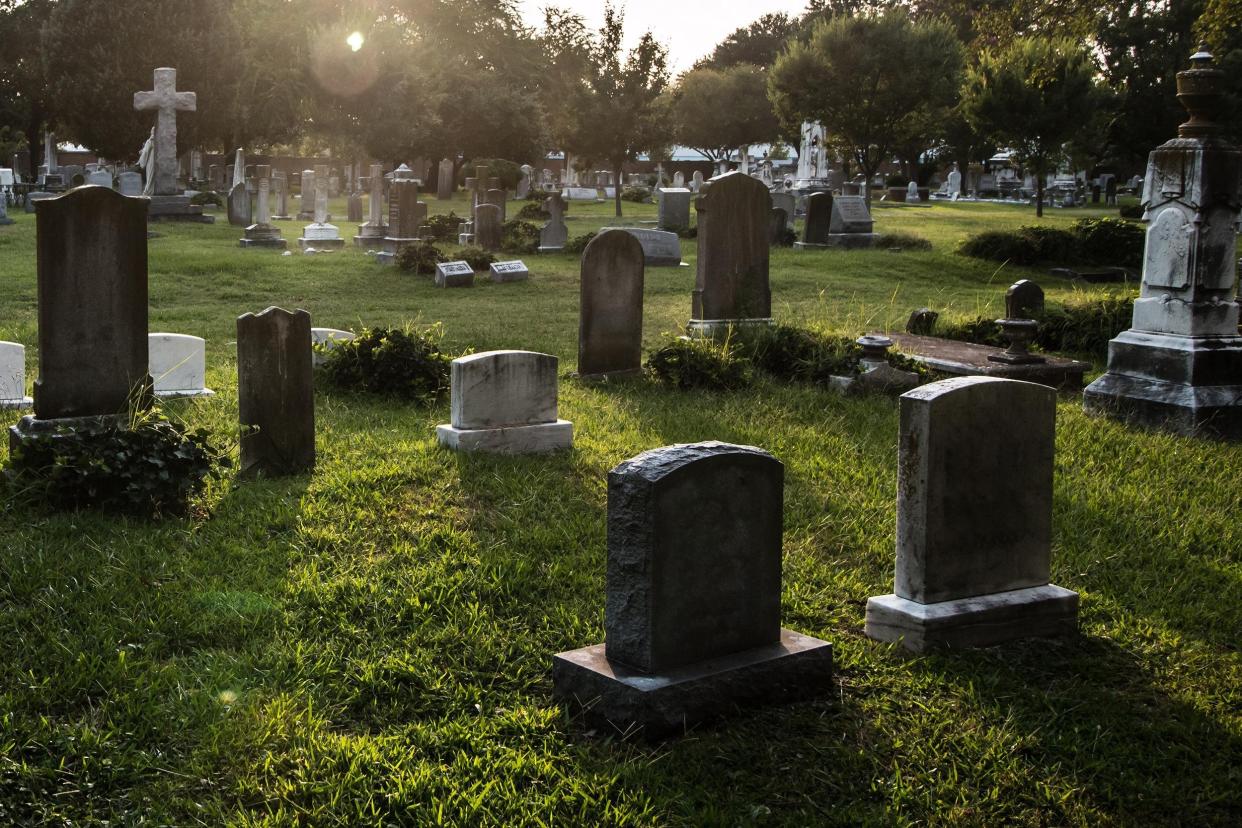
[236,306,314,477]
[209,164,225,192]
[435,260,475,288]
[690,171,705,192]
[240,165,286,249]
[552,441,833,737]
[562,186,598,201]
[310,327,356,367]
[539,193,568,252]
[769,191,795,230]
[517,164,532,199]
[600,227,681,267]
[826,195,875,248]
[228,181,250,226]
[298,164,343,249]
[689,171,772,335]
[436,350,572,453]
[489,260,529,283]
[437,158,454,200]
[947,165,963,200]
[865,377,1078,651]
[672,171,685,188]
[117,171,143,197]
[769,207,788,245]
[656,187,691,232]
[148,333,213,398]
[87,170,112,188]
[354,163,388,246]
[0,341,32,409]
[10,188,150,449]
[298,168,315,220]
[1006,279,1045,320]
[796,192,833,248]
[906,308,939,335]
[485,188,507,222]
[1084,46,1242,438]
[906,181,920,203]
[475,203,502,251]
[578,229,645,378]
[271,171,291,220]
[346,191,363,222]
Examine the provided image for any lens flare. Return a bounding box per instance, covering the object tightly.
[347,31,364,52]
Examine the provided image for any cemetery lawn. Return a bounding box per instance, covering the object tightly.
[1,197,1239,826]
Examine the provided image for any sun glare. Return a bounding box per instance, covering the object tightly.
[347,31,364,52]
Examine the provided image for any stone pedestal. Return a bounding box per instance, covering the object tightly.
[865,586,1079,650]
[298,223,344,250]
[241,225,287,248]
[1083,47,1242,439]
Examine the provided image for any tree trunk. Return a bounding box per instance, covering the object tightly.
[863,163,877,206]
[613,161,623,218]
[1035,158,1045,219]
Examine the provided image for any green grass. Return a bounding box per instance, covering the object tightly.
[0,195,1239,826]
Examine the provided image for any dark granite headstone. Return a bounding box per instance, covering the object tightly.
[906,308,939,335]
[1005,279,1045,319]
[865,377,1078,650]
[691,171,772,325]
[388,180,419,239]
[578,229,644,378]
[769,207,788,245]
[237,306,315,477]
[801,192,832,245]
[24,187,151,423]
[475,203,502,251]
[829,195,873,234]
[553,442,833,736]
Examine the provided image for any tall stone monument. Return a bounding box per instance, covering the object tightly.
[132,68,210,222]
[298,164,344,250]
[1083,46,1242,439]
[689,172,772,336]
[240,165,286,249]
[354,163,388,247]
[10,188,151,451]
[383,179,423,249]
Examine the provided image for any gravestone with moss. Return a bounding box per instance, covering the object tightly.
[688,172,773,337]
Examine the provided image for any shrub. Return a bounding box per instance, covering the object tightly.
[457,158,521,190]
[500,219,540,254]
[457,246,496,271]
[190,190,223,206]
[516,201,547,220]
[621,186,649,203]
[1033,294,1133,355]
[645,335,752,390]
[1022,225,1080,263]
[318,325,453,402]
[564,232,597,255]
[885,175,909,188]
[958,226,1078,265]
[424,211,463,243]
[1072,217,1144,267]
[1118,203,1143,220]
[746,325,860,382]
[395,241,445,275]
[3,409,229,517]
[874,231,932,251]
[772,225,797,247]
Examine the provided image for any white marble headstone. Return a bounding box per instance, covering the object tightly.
[311,327,356,367]
[149,333,213,398]
[0,341,32,409]
[436,350,572,453]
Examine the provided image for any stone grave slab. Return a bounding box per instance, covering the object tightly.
[435,261,475,288]
[489,260,529,283]
[888,332,1089,390]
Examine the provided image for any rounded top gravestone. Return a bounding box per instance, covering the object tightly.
[578,229,645,378]
[692,171,772,323]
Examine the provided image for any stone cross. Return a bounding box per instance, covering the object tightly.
[133,68,196,197]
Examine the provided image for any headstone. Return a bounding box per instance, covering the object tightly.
[311,327,356,367]
[9,188,150,450]
[298,168,315,219]
[240,165,286,249]
[865,377,1078,651]
[437,158,454,200]
[539,192,568,252]
[209,164,225,191]
[148,333,213,398]
[436,350,573,453]
[435,260,475,288]
[298,164,344,249]
[1005,279,1045,319]
[236,307,314,477]
[769,207,788,245]
[485,188,507,222]
[384,178,422,245]
[673,171,685,188]
[228,182,250,226]
[578,229,645,378]
[355,163,389,246]
[947,165,962,200]
[1084,47,1242,438]
[489,260,529,283]
[906,308,939,335]
[656,187,691,232]
[117,171,143,197]
[825,195,876,248]
[906,181,920,203]
[795,192,833,248]
[599,227,681,267]
[690,171,705,192]
[271,171,291,220]
[769,191,795,230]
[24,192,55,213]
[88,170,112,188]
[516,164,532,199]
[562,186,598,201]
[689,172,772,335]
[552,442,834,737]
[132,68,195,203]
[0,341,32,409]
[346,191,363,222]
[475,203,502,251]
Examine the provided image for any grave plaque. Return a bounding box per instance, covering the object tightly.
[435,261,475,288]
[489,260,529,282]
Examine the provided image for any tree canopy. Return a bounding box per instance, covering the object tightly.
[669,64,782,161]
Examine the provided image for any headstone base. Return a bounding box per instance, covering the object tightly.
[147,195,214,223]
[537,245,564,253]
[240,226,287,249]
[824,233,876,249]
[0,395,33,410]
[686,318,774,339]
[353,227,388,247]
[436,419,573,454]
[552,629,833,739]
[298,229,345,250]
[792,242,828,250]
[1083,331,1242,439]
[154,387,215,400]
[864,584,1079,652]
[9,413,131,454]
[380,236,420,252]
[889,333,1088,391]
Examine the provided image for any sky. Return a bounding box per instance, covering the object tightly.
[517,0,810,73]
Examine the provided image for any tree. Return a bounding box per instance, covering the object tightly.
[1196,0,1242,142]
[549,5,671,217]
[961,36,1100,216]
[670,65,782,161]
[0,0,55,170]
[695,13,802,69]
[768,13,964,203]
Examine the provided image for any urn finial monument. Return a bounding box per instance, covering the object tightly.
[1083,46,1242,438]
